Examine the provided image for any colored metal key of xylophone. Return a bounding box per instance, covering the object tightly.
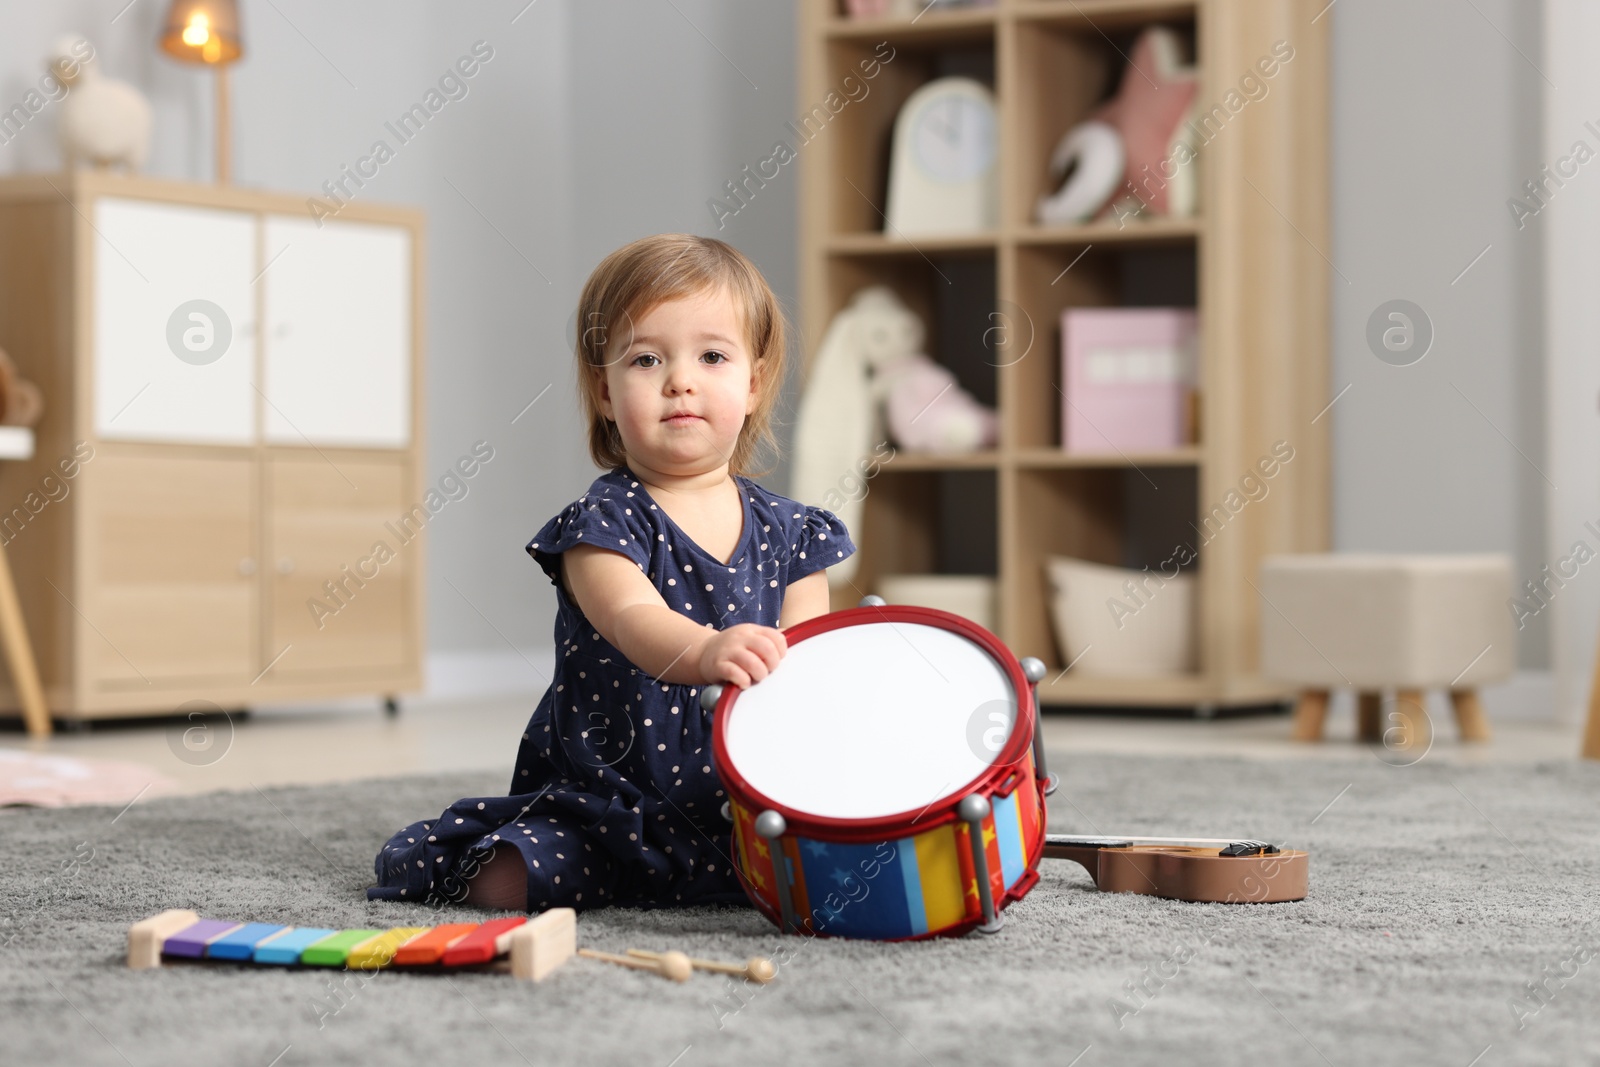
[127,909,576,981]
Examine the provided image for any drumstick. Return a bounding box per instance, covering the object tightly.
[626,948,776,984]
[578,947,693,982]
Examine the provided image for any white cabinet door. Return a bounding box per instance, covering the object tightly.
[93,198,257,444]
[262,216,412,448]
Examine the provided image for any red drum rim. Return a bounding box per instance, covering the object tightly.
[711,604,1037,842]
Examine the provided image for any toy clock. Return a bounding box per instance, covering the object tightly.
[885,77,998,235]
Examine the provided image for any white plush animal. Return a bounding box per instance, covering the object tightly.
[792,288,908,586]
[51,36,152,172]
[877,350,997,453]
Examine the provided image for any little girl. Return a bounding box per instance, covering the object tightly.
[368,234,856,914]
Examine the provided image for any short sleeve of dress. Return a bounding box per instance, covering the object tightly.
[525,489,653,591]
[784,504,856,586]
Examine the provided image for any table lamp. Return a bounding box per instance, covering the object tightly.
[158,0,244,183]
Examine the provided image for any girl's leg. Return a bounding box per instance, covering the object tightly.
[462,815,619,912]
[461,842,529,911]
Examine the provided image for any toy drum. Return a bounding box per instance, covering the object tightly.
[707,604,1056,940]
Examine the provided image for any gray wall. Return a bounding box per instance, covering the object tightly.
[1328,0,1547,667]
[0,1,1550,676]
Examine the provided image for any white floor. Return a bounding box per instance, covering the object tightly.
[4,692,1586,801]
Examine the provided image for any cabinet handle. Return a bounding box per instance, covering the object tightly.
[276,557,295,575]
[238,558,257,577]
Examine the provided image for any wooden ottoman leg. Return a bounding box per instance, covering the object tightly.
[1391,689,1433,753]
[1449,688,1492,742]
[1357,691,1382,742]
[1292,689,1330,741]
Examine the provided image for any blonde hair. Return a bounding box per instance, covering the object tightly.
[574,234,787,479]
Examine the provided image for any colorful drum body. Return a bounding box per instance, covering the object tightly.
[712,605,1049,940]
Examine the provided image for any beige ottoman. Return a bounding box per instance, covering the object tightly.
[1258,554,1514,748]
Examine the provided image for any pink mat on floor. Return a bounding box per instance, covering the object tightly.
[0,748,177,808]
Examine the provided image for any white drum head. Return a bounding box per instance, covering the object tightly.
[721,621,1018,821]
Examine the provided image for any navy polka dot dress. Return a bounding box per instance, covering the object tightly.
[368,465,856,912]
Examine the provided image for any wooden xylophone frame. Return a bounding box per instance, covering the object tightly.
[127,908,577,981]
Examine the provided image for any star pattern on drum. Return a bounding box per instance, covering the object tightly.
[366,465,856,914]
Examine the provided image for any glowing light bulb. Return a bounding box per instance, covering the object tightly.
[182,13,212,47]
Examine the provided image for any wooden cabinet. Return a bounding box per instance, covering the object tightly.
[798,1,1330,710]
[0,172,425,722]
[89,451,258,687]
[265,454,414,676]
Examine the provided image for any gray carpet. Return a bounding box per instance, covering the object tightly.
[2,751,1597,1067]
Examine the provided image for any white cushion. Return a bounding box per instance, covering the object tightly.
[1258,554,1515,688]
[1046,556,1197,676]
[877,574,996,633]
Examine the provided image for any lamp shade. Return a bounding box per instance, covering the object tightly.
[159,0,243,65]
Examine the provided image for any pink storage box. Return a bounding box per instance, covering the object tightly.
[1060,307,1198,453]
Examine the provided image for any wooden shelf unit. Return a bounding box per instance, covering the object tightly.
[798,0,1330,709]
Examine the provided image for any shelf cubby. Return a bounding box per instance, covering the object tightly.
[821,30,996,237]
[851,466,998,597]
[1008,240,1196,450]
[1009,7,1197,230]
[1005,464,1199,675]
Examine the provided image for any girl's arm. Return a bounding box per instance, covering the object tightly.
[777,570,830,629]
[562,543,783,687]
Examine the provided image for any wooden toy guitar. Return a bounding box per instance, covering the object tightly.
[1042,834,1308,903]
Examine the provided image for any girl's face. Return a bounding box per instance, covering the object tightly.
[598,285,758,475]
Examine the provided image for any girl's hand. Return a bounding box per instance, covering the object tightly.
[699,624,788,688]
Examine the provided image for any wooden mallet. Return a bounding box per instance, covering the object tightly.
[627,948,775,984]
[578,947,693,982]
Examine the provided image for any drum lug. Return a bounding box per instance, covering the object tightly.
[1019,657,1058,796]
[699,685,723,713]
[858,594,886,608]
[957,794,1005,935]
[754,810,799,935]
[720,800,732,824]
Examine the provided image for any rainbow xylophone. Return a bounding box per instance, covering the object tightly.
[127,908,576,981]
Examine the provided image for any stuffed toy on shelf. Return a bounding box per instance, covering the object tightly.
[1036,25,1199,226]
